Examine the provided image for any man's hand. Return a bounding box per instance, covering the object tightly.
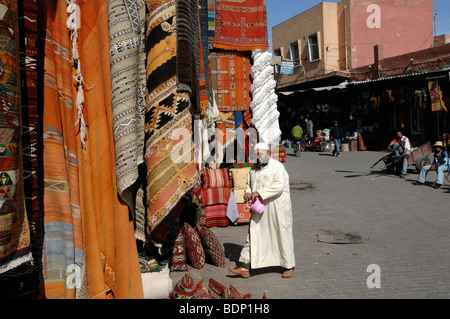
[243,192,253,202]
[431,165,436,171]
[251,192,261,201]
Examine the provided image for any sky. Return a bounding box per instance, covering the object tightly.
[265,0,450,53]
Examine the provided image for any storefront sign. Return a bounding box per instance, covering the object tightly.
[280,61,294,75]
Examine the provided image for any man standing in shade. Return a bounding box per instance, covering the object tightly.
[229,143,296,279]
[330,121,344,157]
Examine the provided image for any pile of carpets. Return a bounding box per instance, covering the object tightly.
[170,274,269,299]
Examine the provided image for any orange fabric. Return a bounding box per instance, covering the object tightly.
[41,0,142,299]
[75,0,143,299]
[41,0,86,299]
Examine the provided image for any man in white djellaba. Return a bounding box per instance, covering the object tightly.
[229,143,296,278]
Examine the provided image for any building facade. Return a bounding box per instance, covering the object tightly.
[272,0,434,91]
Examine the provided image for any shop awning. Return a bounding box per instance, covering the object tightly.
[277,81,349,95]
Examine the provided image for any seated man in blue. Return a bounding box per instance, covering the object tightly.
[414,141,448,189]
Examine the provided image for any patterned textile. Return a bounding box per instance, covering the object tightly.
[199,0,211,110]
[236,203,251,223]
[229,285,252,299]
[208,278,230,299]
[214,0,269,51]
[181,222,205,269]
[107,0,147,225]
[196,278,213,299]
[198,207,207,226]
[139,257,161,273]
[218,111,235,129]
[145,0,199,235]
[195,225,225,267]
[177,0,201,115]
[41,0,87,298]
[18,0,44,267]
[74,0,144,299]
[201,187,231,206]
[170,274,198,299]
[207,0,215,49]
[205,204,229,227]
[232,162,253,168]
[41,0,143,299]
[170,229,188,271]
[202,168,231,189]
[150,201,185,246]
[0,1,33,275]
[210,52,252,112]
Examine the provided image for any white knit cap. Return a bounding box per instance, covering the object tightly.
[254,143,270,151]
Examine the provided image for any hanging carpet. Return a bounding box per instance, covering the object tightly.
[107,0,147,241]
[210,52,252,112]
[213,0,269,52]
[0,0,33,276]
[145,0,200,235]
[41,0,143,299]
[41,0,87,298]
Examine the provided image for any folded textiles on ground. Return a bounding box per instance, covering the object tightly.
[170,274,266,299]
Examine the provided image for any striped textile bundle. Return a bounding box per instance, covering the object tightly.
[204,205,229,227]
[201,187,231,207]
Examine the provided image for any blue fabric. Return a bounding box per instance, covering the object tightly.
[418,164,449,185]
[333,139,341,156]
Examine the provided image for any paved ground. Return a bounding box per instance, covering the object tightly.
[169,147,450,299]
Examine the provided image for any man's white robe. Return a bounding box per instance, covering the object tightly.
[239,158,295,269]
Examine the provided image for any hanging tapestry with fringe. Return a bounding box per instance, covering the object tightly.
[145,0,199,235]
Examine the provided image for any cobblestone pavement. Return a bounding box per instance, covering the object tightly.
[169,148,450,299]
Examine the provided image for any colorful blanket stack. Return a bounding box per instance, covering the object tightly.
[200,168,232,227]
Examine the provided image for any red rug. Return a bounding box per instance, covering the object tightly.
[214,0,269,51]
[210,52,252,112]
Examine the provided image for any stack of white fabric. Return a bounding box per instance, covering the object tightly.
[250,49,281,147]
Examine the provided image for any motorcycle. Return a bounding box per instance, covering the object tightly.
[299,133,332,153]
